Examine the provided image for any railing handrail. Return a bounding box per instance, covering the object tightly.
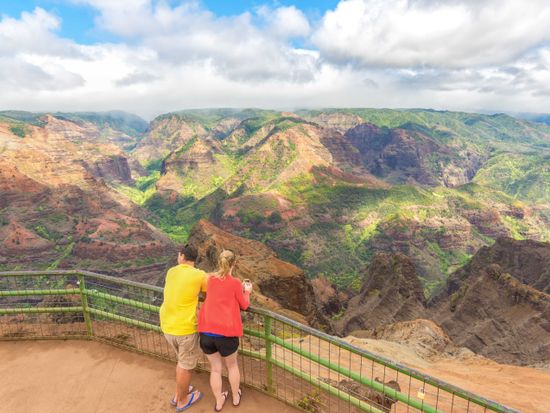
[0,270,520,413]
[0,270,166,293]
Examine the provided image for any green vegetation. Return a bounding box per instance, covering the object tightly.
[112,170,160,205]
[136,171,160,191]
[145,195,194,241]
[175,137,198,156]
[252,167,547,291]
[33,222,63,242]
[47,242,75,270]
[501,215,528,240]
[145,158,163,173]
[114,183,156,205]
[268,211,282,224]
[54,111,148,137]
[154,109,279,133]
[48,213,67,224]
[56,108,546,293]
[237,209,265,225]
[0,111,47,126]
[474,153,550,203]
[299,108,550,147]
[9,125,27,138]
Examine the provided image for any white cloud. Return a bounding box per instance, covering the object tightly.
[72,0,204,38]
[312,0,550,68]
[71,0,316,82]
[0,8,84,91]
[116,71,160,86]
[0,7,81,57]
[0,1,550,117]
[259,5,311,38]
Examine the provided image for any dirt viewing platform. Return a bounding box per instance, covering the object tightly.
[0,340,300,413]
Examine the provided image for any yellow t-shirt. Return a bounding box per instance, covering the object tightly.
[159,264,207,335]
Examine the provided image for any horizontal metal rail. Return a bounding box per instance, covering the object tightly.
[88,308,161,332]
[0,270,521,413]
[85,290,159,313]
[0,270,164,293]
[0,306,83,315]
[0,289,80,297]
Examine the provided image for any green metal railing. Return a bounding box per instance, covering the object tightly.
[0,270,520,413]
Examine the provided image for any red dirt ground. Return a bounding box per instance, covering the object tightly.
[0,340,300,413]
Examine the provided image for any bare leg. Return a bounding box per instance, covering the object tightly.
[224,352,241,405]
[206,352,226,410]
[176,365,193,408]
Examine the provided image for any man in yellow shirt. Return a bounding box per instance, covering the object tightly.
[160,248,207,411]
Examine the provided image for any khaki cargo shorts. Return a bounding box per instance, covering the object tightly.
[164,332,200,370]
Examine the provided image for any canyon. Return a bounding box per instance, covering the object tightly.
[1,108,549,372]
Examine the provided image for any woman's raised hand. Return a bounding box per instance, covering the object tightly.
[242,279,253,293]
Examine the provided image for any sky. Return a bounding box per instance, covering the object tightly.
[0,0,549,119]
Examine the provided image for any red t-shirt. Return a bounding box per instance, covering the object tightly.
[198,274,250,337]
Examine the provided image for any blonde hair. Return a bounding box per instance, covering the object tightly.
[215,250,236,279]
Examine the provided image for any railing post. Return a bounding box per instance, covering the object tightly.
[264,314,274,393]
[78,274,93,337]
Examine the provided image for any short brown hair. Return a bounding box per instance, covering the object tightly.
[179,245,196,261]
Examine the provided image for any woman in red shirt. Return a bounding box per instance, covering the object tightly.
[198,250,252,411]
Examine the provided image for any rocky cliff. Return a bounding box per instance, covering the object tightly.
[0,118,174,278]
[335,239,550,365]
[185,220,328,328]
[301,112,364,134]
[430,238,550,365]
[334,252,427,335]
[344,123,483,187]
[132,113,211,166]
[445,237,550,294]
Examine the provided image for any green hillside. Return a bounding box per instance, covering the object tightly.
[112,109,549,296]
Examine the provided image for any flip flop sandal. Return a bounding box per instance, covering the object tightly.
[232,389,242,407]
[176,390,203,412]
[170,385,195,406]
[214,391,229,412]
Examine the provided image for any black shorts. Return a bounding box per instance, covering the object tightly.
[199,333,239,357]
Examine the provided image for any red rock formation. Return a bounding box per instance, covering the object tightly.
[334,252,427,335]
[306,112,364,134]
[0,119,174,273]
[186,220,329,328]
[344,123,484,187]
[431,259,550,365]
[132,114,210,165]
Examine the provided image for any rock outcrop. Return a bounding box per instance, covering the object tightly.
[304,112,364,134]
[344,123,483,187]
[334,252,427,335]
[156,138,234,199]
[446,237,550,294]
[0,119,174,275]
[186,220,328,328]
[132,114,210,165]
[430,238,550,365]
[86,154,133,184]
[360,319,453,359]
[334,239,550,365]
